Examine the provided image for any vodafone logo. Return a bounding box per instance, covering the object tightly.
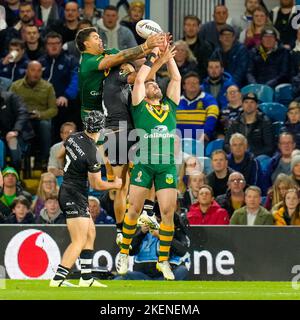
[4,229,61,279]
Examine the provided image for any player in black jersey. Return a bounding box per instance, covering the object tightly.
[50,111,122,288]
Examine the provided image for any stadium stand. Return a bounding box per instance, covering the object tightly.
[241,84,274,103]
[259,102,287,122]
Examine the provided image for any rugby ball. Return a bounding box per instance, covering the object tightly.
[136,19,163,39]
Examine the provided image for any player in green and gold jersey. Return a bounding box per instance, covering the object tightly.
[117,44,182,280]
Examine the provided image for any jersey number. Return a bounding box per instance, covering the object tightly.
[64,155,71,172]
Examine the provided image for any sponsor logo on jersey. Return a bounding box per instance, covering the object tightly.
[90,91,101,96]
[166,174,174,184]
[154,125,168,133]
[135,171,143,183]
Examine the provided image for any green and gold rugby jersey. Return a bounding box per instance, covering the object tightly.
[79,48,119,117]
[131,97,177,164]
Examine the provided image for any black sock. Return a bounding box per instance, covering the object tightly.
[116,222,123,233]
[53,264,70,281]
[80,249,93,280]
[143,199,154,216]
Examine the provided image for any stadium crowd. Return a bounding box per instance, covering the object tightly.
[1,0,300,250]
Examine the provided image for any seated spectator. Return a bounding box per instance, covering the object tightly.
[173,40,199,79]
[32,172,58,219]
[79,0,102,27]
[88,196,115,225]
[96,5,137,50]
[0,88,35,171]
[5,195,35,223]
[216,85,243,137]
[290,155,300,187]
[207,150,234,197]
[182,15,213,80]
[270,0,297,49]
[239,6,271,49]
[24,24,44,60]
[291,28,300,78]
[224,92,274,156]
[199,5,231,49]
[265,173,297,212]
[115,212,190,280]
[266,132,295,187]
[121,0,145,45]
[202,59,236,111]
[187,184,230,225]
[36,191,65,224]
[177,72,219,142]
[0,38,29,83]
[246,26,290,88]
[281,102,300,149]
[3,0,20,28]
[180,173,206,212]
[273,188,300,225]
[227,133,262,187]
[230,186,273,225]
[10,60,58,169]
[0,166,32,217]
[48,121,76,177]
[216,172,246,217]
[34,0,64,31]
[211,24,249,85]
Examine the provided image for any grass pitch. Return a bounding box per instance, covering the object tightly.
[0,280,299,300]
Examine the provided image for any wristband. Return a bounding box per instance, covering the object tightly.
[144,52,157,68]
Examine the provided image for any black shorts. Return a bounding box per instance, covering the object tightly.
[103,128,137,166]
[58,185,90,219]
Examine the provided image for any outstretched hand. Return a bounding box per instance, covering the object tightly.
[146,33,166,49]
[159,44,176,64]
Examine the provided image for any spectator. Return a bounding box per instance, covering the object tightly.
[270,0,297,49]
[88,196,115,225]
[47,121,76,177]
[227,133,262,187]
[5,195,35,223]
[180,172,206,212]
[182,15,213,80]
[281,102,300,148]
[216,172,246,217]
[211,24,249,86]
[232,0,261,33]
[0,166,32,217]
[79,0,102,27]
[246,26,290,87]
[10,60,57,168]
[273,188,300,225]
[230,186,273,225]
[24,23,44,60]
[4,0,20,28]
[199,5,231,49]
[115,212,190,280]
[290,155,300,187]
[176,72,219,142]
[264,173,297,211]
[121,0,145,45]
[0,38,28,83]
[239,6,271,49]
[173,40,198,78]
[207,150,234,197]
[187,184,230,225]
[216,85,243,137]
[202,58,236,111]
[266,132,295,186]
[39,31,79,143]
[96,5,137,50]
[224,92,274,156]
[0,88,35,171]
[291,28,300,77]
[31,171,58,219]
[46,1,80,43]
[36,192,65,224]
[62,19,93,63]
[34,0,64,31]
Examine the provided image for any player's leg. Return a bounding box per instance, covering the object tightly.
[78,217,107,287]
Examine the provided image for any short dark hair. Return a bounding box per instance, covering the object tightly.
[11,195,31,210]
[184,15,201,25]
[198,184,214,197]
[208,58,223,67]
[75,27,97,52]
[182,71,201,84]
[20,1,34,10]
[9,38,25,50]
[104,5,118,13]
[78,19,93,30]
[45,31,62,43]
[211,149,227,160]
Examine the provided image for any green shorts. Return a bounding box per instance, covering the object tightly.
[130,163,177,191]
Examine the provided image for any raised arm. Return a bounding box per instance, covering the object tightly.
[98,34,165,70]
[166,47,181,105]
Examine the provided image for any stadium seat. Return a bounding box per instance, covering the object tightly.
[205,139,224,157]
[0,76,12,91]
[0,139,5,169]
[182,138,204,157]
[274,83,293,107]
[259,102,287,122]
[256,154,271,174]
[241,84,274,103]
